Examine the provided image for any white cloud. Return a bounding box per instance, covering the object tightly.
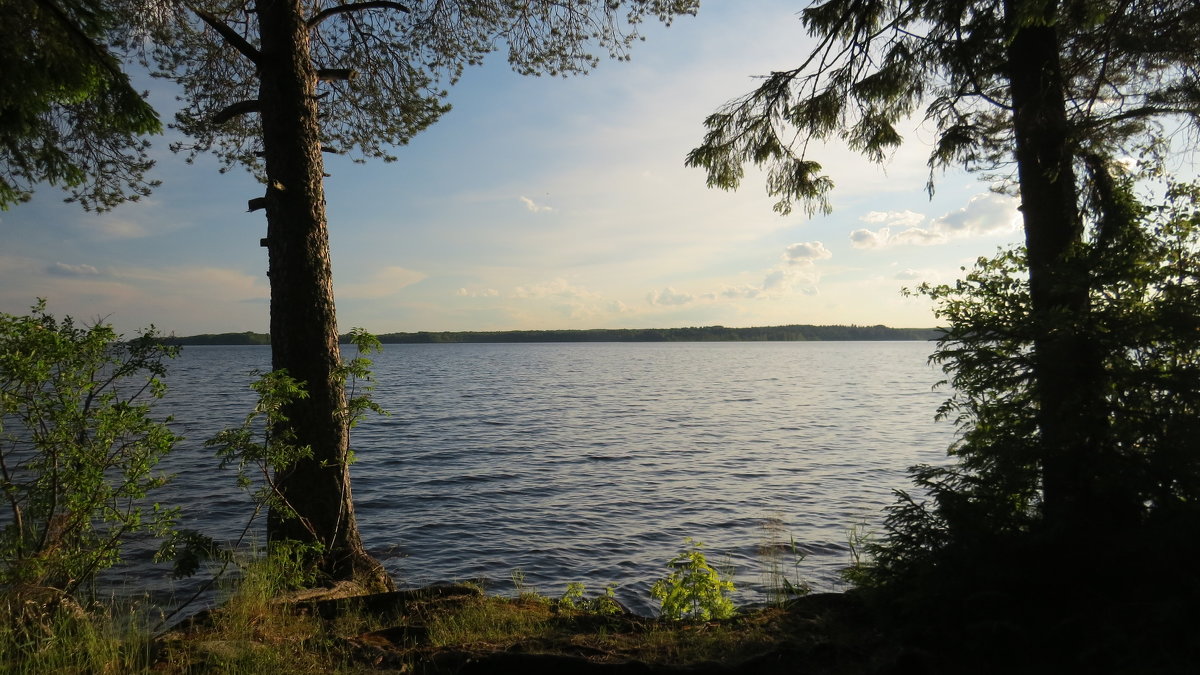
[931,193,1020,237]
[702,242,830,303]
[850,193,1019,248]
[720,285,761,300]
[860,210,925,228]
[511,278,622,320]
[457,287,499,298]
[338,266,427,299]
[514,278,590,299]
[519,195,553,213]
[647,286,694,306]
[0,262,272,334]
[849,228,890,249]
[893,268,941,282]
[762,266,819,294]
[891,227,947,246]
[783,241,833,265]
[46,262,102,277]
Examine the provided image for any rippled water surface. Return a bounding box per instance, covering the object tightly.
[149,341,954,613]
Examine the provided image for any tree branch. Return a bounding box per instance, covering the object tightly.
[1080,104,1199,130]
[212,100,262,125]
[189,6,262,66]
[307,1,411,29]
[317,68,358,82]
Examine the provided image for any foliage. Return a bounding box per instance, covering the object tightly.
[559,582,623,615]
[859,176,1200,587]
[338,327,389,445]
[206,369,314,525]
[686,2,1200,609]
[0,301,179,600]
[165,328,387,582]
[0,0,161,210]
[686,0,1199,215]
[650,539,735,621]
[145,0,699,175]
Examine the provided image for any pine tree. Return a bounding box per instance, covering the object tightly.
[686,0,1199,545]
[145,0,698,588]
[0,0,161,210]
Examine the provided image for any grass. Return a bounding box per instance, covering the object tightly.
[0,531,897,674]
[0,593,156,674]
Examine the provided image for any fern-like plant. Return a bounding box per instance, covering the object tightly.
[650,538,735,621]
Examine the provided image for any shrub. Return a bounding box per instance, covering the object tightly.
[0,301,179,603]
[650,538,735,621]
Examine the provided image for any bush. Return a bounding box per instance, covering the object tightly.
[0,301,179,604]
[650,538,735,621]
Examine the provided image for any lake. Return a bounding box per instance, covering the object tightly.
[138,341,955,614]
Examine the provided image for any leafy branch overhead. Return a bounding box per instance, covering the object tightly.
[0,0,162,210]
[686,0,1200,215]
[149,0,698,174]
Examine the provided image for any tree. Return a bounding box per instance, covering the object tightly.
[687,0,1199,547]
[0,0,161,210]
[833,176,1200,670]
[0,301,179,605]
[144,0,698,588]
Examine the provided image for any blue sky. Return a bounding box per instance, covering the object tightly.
[0,1,1026,336]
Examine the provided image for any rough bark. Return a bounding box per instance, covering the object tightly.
[255,0,390,590]
[1004,0,1125,537]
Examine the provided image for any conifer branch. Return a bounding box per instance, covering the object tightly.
[307,2,412,29]
[190,7,262,65]
[317,68,358,82]
[212,100,262,124]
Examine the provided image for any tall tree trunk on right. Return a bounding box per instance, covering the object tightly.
[1004,0,1126,538]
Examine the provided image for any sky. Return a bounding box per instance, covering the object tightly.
[0,1,1029,337]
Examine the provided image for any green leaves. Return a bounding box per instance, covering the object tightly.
[202,328,387,541]
[864,173,1200,586]
[650,538,735,621]
[1,0,162,210]
[150,0,699,176]
[689,0,1200,216]
[0,300,179,596]
[207,369,312,516]
[339,327,389,434]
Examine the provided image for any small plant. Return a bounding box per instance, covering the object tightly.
[758,518,810,604]
[560,581,586,609]
[840,522,875,588]
[510,567,535,598]
[559,582,623,615]
[650,538,736,621]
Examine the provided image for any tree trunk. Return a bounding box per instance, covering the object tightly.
[1004,1,1126,538]
[255,0,390,590]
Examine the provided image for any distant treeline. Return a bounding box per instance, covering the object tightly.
[161,331,271,346]
[367,325,939,343]
[163,325,940,345]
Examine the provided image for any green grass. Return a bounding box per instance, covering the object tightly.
[0,595,155,674]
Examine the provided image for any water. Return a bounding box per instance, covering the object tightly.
[140,341,954,614]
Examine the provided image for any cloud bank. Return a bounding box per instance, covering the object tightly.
[850,193,1019,248]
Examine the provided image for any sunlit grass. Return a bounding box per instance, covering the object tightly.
[0,596,155,674]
